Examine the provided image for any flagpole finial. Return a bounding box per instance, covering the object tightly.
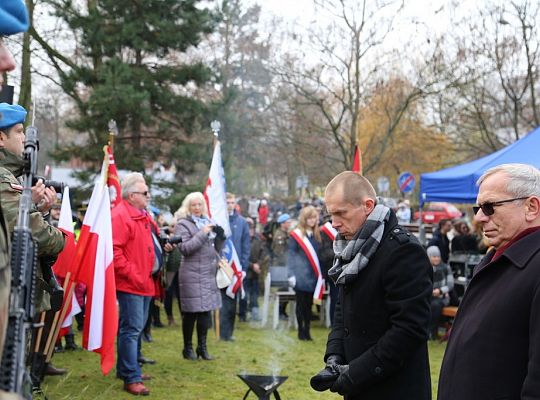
[108,119,118,150]
[108,120,118,136]
[210,120,221,138]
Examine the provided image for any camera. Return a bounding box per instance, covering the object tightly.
[32,175,65,194]
[163,235,182,246]
[159,227,182,247]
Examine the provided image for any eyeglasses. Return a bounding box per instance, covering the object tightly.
[131,191,150,197]
[473,196,529,216]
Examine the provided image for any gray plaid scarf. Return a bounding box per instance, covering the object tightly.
[328,204,390,285]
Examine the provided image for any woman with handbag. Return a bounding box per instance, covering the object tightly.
[174,192,222,360]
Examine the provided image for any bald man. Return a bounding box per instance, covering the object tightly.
[310,171,432,400]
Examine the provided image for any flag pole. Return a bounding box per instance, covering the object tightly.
[103,120,118,184]
[210,120,221,340]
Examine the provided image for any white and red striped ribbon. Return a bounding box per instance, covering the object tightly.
[290,228,324,300]
[320,222,337,241]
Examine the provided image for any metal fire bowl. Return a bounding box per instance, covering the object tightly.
[237,374,288,400]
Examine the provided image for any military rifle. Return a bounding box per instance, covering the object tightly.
[0,125,40,398]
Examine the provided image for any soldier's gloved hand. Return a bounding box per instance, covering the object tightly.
[330,364,355,396]
[310,354,345,392]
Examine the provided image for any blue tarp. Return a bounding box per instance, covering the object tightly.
[419,126,540,205]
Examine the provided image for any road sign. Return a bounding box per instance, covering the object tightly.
[295,175,309,189]
[377,176,390,193]
[397,172,416,193]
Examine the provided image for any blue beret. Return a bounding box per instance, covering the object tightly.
[0,103,27,129]
[0,0,29,35]
[277,213,290,224]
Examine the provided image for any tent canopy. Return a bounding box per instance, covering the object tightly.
[419,126,540,205]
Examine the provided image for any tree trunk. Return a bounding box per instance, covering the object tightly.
[19,0,34,113]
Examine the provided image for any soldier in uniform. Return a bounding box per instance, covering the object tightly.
[0,0,30,390]
[271,213,291,266]
[270,213,291,319]
[0,103,66,384]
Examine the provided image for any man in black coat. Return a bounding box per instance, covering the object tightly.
[438,163,540,400]
[427,218,453,263]
[310,171,433,400]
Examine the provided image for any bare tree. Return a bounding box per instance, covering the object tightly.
[427,0,540,158]
[272,0,452,175]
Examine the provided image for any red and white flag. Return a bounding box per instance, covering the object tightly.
[204,141,245,298]
[75,173,117,375]
[53,186,77,279]
[204,141,231,237]
[104,145,122,208]
[352,145,362,175]
[52,187,81,337]
[290,228,325,300]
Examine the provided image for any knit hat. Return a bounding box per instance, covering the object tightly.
[426,246,441,258]
[0,0,29,35]
[0,103,26,129]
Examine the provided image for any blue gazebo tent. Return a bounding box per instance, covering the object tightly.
[419,126,540,205]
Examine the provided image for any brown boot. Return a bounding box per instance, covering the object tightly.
[124,382,150,396]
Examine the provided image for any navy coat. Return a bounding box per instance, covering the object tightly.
[287,232,320,293]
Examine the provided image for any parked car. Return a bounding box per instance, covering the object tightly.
[413,202,462,224]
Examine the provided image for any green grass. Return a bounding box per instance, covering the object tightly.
[40,315,446,399]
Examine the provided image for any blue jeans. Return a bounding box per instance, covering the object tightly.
[220,290,237,340]
[244,278,259,310]
[116,291,151,384]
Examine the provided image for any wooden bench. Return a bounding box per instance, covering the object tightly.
[439,306,458,342]
[442,306,458,318]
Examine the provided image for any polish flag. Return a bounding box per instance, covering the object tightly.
[52,186,77,279]
[352,145,362,175]
[52,187,81,337]
[75,175,117,375]
[204,141,245,298]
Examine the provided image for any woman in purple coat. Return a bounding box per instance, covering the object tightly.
[174,192,221,360]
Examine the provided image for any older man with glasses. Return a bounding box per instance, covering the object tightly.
[112,172,157,396]
[438,163,540,400]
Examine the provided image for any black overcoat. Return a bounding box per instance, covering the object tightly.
[438,229,540,400]
[325,212,433,400]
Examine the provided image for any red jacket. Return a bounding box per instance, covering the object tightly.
[258,205,269,225]
[112,200,156,296]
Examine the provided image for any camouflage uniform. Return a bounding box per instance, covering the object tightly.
[0,148,65,311]
[271,228,289,266]
[0,198,10,366]
[0,0,34,397]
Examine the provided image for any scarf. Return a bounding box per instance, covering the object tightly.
[328,204,390,285]
[192,215,216,239]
